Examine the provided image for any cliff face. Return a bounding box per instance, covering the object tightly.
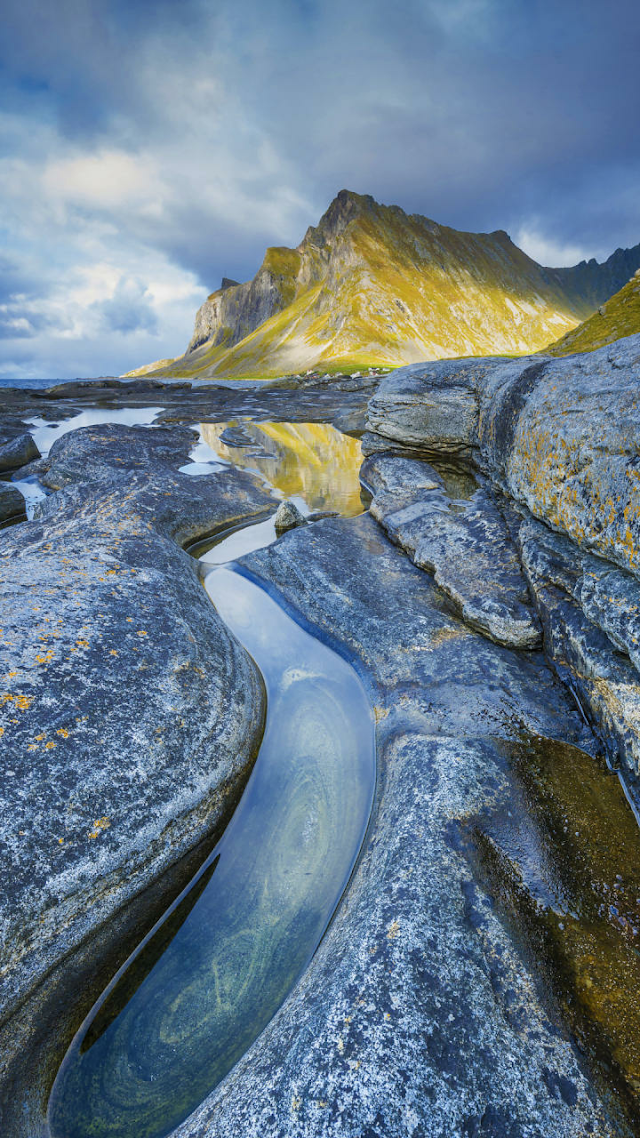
[131,190,640,378]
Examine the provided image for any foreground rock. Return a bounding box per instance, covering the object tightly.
[0,433,40,473]
[274,498,307,534]
[364,335,640,788]
[168,514,627,1137]
[0,483,25,524]
[362,453,541,648]
[0,424,275,1133]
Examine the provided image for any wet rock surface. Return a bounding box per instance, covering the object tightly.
[170,514,627,1138]
[0,423,276,1131]
[0,483,25,524]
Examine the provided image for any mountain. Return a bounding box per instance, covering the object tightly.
[545,271,640,356]
[126,191,640,378]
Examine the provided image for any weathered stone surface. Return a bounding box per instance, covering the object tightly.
[171,514,622,1138]
[366,336,640,579]
[364,336,640,794]
[362,454,541,649]
[517,516,640,782]
[0,433,40,473]
[274,498,307,534]
[0,424,276,1126]
[0,483,25,523]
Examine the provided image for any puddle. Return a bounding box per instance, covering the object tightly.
[48,566,375,1138]
[193,420,365,516]
[26,407,163,458]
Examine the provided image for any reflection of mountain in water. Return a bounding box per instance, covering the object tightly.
[201,421,364,515]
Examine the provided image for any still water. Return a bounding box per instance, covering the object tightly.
[48,562,375,1138]
[199,420,364,516]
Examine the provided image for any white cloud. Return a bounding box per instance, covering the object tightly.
[514,226,596,268]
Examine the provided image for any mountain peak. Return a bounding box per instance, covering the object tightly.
[128,191,640,379]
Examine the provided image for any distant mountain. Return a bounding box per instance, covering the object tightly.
[545,271,640,356]
[126,191,640,378]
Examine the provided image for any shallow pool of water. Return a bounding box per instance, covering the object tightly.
[195,420,365,516]
[26,407,164,458]
[48,565,375,1138]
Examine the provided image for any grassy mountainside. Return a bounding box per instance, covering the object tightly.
[545,272,640,356]
[126,191,640,378]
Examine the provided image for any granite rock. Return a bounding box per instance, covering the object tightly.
[169,514,623,1138]
[274,498,307,534]
[0,433,40,473]
[366,336,640,579]
[362,454,541,649]
[364,336,640,797]
[0,424,276,1130]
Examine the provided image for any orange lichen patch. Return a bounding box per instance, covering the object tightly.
[109,649,119,656]
[88,817,111,840]
[56,727,70,738]
[76,639,90,648]
[1,692,34,711]
[45,741,56,750]
[35,650,54,664]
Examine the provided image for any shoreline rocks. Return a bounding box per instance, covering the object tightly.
[364,334,640,790]
[0,424,276,1133]
[169,514,620,1137]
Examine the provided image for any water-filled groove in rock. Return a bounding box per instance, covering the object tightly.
[47,563,375,1138]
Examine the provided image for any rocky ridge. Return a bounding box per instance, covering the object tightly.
[546,270,640,356]
[128,190,640,379]
[363,333,640,789]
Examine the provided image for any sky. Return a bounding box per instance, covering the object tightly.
[1,0,638,379]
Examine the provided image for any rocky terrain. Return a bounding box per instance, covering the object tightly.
[1,331,640,1135]
[0,424,275,1133]
[126,190,640,379]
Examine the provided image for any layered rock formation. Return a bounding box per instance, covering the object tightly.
[363,333,640,789]
[127,190,640,379]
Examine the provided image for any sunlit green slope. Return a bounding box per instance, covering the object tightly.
[545,272,640,356]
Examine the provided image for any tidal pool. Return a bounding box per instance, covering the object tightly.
[198,420,365,516]
[48,566,375,1138]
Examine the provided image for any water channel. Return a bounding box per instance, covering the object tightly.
[46,418,376,1138]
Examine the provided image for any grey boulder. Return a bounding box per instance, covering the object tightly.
[0,433,40,473]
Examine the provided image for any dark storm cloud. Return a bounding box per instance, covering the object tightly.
[0,0,638,377]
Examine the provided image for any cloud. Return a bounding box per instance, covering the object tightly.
[514,228,593,270]
[0,0,639,377]
[92,277,159,335]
